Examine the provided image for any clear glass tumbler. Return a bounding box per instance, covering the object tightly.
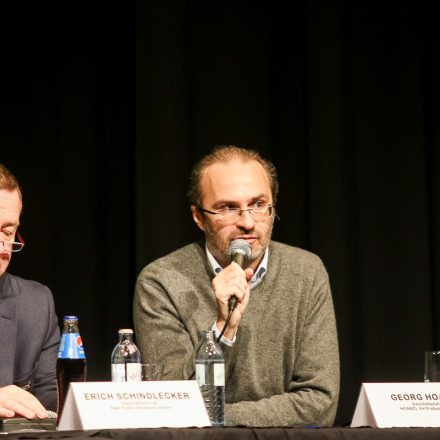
[424,351,440,382]
[141,363,163,381]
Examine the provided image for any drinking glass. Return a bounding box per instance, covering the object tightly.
[424,351,440,382]
[141,363,163,381]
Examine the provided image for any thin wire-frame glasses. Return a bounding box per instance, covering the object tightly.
[0,231,25,253]
[198,204,276,224]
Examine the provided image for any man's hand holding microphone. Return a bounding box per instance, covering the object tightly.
[212,239,253,341]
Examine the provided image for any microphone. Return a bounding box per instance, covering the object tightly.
[227,239,252,310]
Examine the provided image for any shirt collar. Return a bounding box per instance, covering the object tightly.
[205,244,269,289]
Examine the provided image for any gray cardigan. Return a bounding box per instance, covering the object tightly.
[133,240,339,426]
[0,272,60,411]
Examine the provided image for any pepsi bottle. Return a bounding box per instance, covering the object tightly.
[56,315,87,417]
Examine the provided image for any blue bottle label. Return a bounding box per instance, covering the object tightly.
[58,333,86,359]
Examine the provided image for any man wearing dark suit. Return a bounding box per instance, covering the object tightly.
[0,164,60,418]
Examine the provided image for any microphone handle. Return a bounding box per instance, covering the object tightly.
[228,252,247,310]
[231,252,247,268]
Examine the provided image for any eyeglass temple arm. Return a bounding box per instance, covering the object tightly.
[17,231,25,245]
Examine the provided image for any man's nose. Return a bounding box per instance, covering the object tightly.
[236,209,256,229]
[0,241,10,254]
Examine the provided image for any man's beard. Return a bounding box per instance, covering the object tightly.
[204,220,274,268]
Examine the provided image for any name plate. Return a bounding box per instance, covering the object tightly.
[57,380,210,430]
[351,383,440,428]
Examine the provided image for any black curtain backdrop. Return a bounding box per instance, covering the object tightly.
[1,1,439,426]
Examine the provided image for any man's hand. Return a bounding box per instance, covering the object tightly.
[0,385,48,419]
[213,262,254,340]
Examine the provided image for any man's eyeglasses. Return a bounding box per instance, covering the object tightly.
[0,231,25,253]
[198,204,275,224]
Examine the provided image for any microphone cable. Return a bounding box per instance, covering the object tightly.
[216,307,234,343]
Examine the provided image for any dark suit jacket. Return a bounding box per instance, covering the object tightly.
[0,272,60,411]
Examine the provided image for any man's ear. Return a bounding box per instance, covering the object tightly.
[191,205,205,232]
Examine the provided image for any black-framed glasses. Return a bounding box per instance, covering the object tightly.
[0,231,25,253]
[198,204,275,224]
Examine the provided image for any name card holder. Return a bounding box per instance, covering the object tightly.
[58,380,210,430]
[351,383,440,428]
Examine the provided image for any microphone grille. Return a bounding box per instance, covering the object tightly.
[228,239,252,258]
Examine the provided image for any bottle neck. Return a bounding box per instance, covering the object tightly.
[62,321,79,334]
[202,330,215,342]
[119,333,134,343]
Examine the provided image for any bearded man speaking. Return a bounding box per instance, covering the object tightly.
[133,146,339,427]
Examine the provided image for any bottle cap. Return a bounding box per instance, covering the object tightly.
[118,328,134,334]
[63,315,78,320]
